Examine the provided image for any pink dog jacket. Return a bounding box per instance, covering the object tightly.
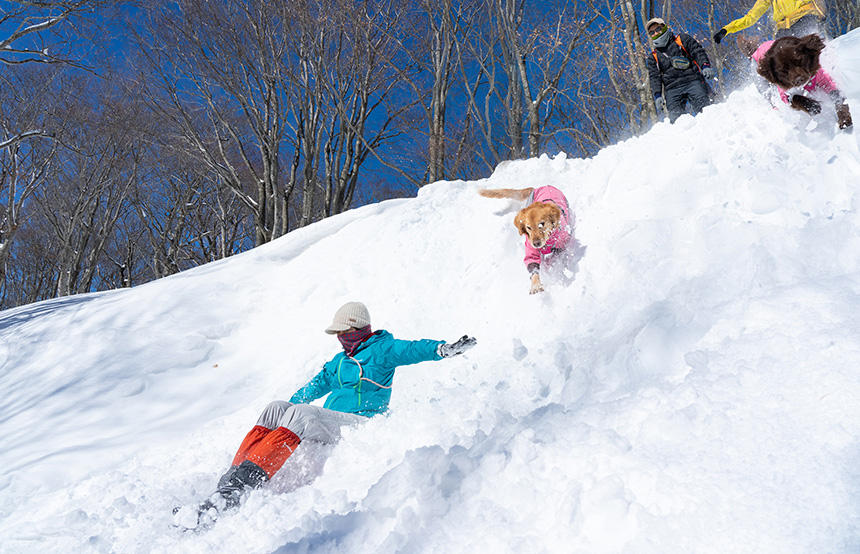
[522,185,573,269]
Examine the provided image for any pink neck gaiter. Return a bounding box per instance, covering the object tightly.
[338,325,373,355]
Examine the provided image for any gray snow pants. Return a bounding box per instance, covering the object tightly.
[215,402,369,491]
[256,400,368,443]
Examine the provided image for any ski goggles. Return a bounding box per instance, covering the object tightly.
[648,24,668,39]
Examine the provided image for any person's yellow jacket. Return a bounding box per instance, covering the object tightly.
[725,0,825,33]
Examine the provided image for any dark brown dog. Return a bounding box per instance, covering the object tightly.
[757,34,825,91]
[756,34,853,128]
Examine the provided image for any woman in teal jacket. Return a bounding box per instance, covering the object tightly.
[179,301,476,528]
[291,328,450,416]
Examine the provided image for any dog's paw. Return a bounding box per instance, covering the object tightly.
[529,275,545,294]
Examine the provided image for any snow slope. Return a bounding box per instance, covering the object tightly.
[1,30,860,554]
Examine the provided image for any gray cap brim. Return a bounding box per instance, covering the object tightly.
[325,323,352,334]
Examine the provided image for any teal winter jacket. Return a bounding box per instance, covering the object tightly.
[290,330,444,417]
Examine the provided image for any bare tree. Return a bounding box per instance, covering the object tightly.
[555,47,625,155]
[580,0,655,137]
[0,219,58,307]
[0,1,121,301]
[0,69,59,286]
[129,148,250,279]
[385,0,479,184]
[9,0,832,310]
[490,0,526,158]
[318,1,414,215]
[0,137,56,280]
[0,1,113,151]
[135,0,409,239]
[32,86,141,297]
[135,0,293,245]
[827,0,860,36]
[281,0,417,220]
[453,2,504,171]
[452,0,599,166]
[423,0,460,183]
[0,1,110,67]
[495,0,595,156]
[286,8,326,226]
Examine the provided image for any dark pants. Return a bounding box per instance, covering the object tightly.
[775,15,825,39]
[665,79,711,123]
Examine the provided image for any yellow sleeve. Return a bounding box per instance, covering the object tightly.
[724,0,773,34]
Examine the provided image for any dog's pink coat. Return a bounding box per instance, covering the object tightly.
[523,185,573,268]
[752,40,838,104]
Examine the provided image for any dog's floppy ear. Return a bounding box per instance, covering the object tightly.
[798,33,824,72]
[544,204,562,228]
[757,55,783,87]
[757,55,776,85]
[798,33,825,58]
[758,37,794,88]
[514,211,528,236]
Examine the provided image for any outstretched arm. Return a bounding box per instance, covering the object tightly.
[290,366,332,404]
[382,338,446,366]
[381,335,477,366]
[723,0,771,34]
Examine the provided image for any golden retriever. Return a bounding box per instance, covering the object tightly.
[479,186,573,294]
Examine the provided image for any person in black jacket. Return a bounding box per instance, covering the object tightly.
[645,18,715,123]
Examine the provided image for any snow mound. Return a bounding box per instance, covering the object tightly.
[1,33,860,554]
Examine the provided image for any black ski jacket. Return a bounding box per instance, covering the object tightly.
[646,33,711,96]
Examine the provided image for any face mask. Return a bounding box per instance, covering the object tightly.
[338,325,372,354]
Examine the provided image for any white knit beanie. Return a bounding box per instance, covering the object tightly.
[325,301,371,334]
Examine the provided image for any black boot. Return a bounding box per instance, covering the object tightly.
[215,460,268,508]
[173,461,269,529]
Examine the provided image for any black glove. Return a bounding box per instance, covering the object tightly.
[713,28,727,44]
[438,335,476,358]
[790,94,821,115]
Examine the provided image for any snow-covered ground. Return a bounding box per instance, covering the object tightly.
[2,30,860,554]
